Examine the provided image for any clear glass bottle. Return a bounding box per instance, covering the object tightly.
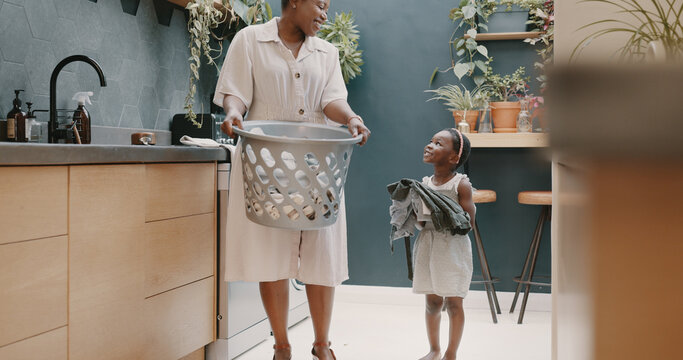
[517,99,532,133]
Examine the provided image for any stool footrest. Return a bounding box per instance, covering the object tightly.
[471,276,501,285]
[512,275,551,287]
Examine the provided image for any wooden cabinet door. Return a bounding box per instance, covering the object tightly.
[144,213,214,297]
[145,163,215,222]
[0,166,67,245]
[69,165,146,360]
[0,327,67,360]
[145,277,215,360]
[0,236,67,347]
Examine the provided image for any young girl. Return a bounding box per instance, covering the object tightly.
[415,128,475,360]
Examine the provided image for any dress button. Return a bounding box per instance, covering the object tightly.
[299,109,305,115]
[295,72,301,79]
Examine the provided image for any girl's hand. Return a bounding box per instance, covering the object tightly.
[220,109,244,138]
[348,116,371,146]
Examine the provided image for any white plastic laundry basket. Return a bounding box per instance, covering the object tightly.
[233,121,362,230]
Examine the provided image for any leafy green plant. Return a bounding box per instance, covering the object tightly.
[500,0,544,11]
[425,84,490,111]
[317,11,364,84]
[485,66,530,101]
[184,0,271,126]
[431,0,498,86]
[570,0,683,62]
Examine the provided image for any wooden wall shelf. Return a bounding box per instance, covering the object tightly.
[467,132,549,148]
[464,31,543,41]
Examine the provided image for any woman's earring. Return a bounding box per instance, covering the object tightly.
[292,4,296,8]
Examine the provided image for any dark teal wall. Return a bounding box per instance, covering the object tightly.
[273,0,552,292]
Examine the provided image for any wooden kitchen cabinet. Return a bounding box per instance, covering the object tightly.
[0,166,68,356]
[1,162,216,360]
[68,165,147,360]
[68,163,216,360]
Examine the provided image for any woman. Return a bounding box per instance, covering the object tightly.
[213,1,370,359]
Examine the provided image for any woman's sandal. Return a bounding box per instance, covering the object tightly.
[311,341,336,360]
[272,343,291,360]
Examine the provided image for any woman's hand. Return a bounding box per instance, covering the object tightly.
[348,116,371,146]
[220,95,247,138]
[322,99,370,145]
[220,109,244,138]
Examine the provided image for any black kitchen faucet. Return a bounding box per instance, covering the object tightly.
[49,55,107,143]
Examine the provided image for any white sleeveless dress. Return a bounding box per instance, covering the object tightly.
[412,174,473,298]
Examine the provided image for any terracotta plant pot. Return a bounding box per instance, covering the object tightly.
[453,110,480,132]
[490,101,521,132]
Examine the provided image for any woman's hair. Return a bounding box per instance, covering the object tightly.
[444,128,471,170]
[282,0,290,8]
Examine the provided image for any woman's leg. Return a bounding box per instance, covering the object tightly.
[419,294,444,360]
[306,284,336,360]
[443,297,465,360]
[260,280,291,360]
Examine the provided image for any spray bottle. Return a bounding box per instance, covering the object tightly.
[72,92,93,144]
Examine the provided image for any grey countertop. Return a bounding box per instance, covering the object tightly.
[0,143,229,165]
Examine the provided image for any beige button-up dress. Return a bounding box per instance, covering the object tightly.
[213,18,349,286]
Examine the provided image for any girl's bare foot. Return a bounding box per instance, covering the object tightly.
[419,350,441,360]
[441,350,456,360]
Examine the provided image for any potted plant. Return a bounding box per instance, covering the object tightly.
[429,0,498,87]
[570,0,683,62]
[425,84,490,131]
[317,11,364,84]
[485,66,530,132]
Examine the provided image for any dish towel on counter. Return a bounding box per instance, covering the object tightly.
[179,135,235,151]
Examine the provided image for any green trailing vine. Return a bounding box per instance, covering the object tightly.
[184,0,271,126]
[317,11,364,84]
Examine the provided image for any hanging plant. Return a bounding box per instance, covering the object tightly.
[317,11,364,84]
[184,0,272,126]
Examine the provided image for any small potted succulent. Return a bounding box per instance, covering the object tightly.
[485,66,530,132]
[425,84,490,131]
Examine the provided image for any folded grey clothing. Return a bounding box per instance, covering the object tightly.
[387,178,471,246]
[388,188,422,248]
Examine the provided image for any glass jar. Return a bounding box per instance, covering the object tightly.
[478,106,492,133]
[517,99,532,133]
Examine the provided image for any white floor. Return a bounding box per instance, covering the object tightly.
[234,285,551,360]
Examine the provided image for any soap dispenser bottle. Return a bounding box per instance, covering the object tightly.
[72,91,93,144]
[25,102,41,142]
[6,90,26,142]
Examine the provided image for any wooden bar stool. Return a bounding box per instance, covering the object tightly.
[510,191,552,324]
[471,189,502,323]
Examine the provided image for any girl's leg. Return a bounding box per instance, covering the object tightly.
[419,294,444,360]
[306,284,336,360]
[260,280,291,360]
[442,297,465,360]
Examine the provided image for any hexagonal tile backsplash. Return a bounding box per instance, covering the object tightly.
[0,0,216,132]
